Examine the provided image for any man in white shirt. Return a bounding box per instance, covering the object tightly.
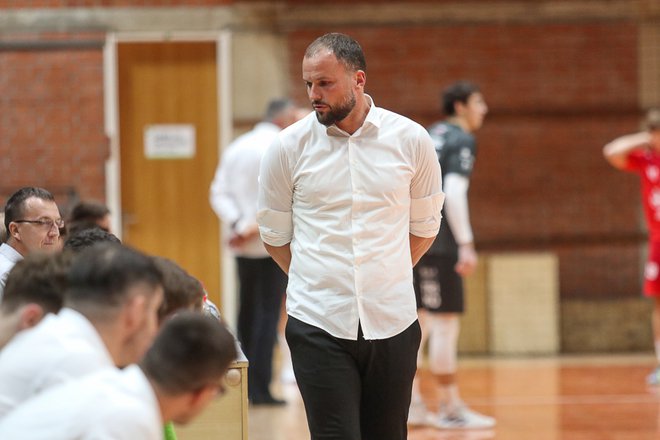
[257,33,444,439]
[0,242,164,417]
[0,187,63,299]
[0,311,237,440]
[210,98,302,405]
[0,252,70,350]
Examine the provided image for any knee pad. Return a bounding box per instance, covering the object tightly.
[427,315,460,375]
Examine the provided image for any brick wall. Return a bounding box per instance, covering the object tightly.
[0,1,653,332]
[0,0,230,8]
[287,21,646,300]
[0,31,107,211]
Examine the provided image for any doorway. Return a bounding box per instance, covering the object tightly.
[106,34,231,309]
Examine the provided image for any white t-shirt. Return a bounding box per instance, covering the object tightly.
[0,365,161,440]
[0,308,114,417]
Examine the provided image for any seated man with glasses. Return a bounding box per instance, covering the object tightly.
[0,187,63,299]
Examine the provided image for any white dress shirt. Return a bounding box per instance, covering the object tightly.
[0,243,23,300]
[210,122,282,258]
[0,365,161,440]
[0,308,114,417]
[258,97,444,340]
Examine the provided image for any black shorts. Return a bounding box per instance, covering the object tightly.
[413,254,464,313]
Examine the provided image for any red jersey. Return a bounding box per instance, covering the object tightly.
[625,149,660,241]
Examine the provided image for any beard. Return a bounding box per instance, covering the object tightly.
[314,91,356,127]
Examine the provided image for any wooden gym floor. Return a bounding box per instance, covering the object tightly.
[180,353,660,440]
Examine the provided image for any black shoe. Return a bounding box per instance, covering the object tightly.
[250,395,287,406]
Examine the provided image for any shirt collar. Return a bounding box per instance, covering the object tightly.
[362,94,381,129]
[0,243,23,263]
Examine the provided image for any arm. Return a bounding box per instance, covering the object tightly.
[409,128,445,243]
[603,131,651,170]
[209,153,241,226]
[264,243,292,274]
[443,173,477,276]
[257,137,295,256]
[409,234,435,267]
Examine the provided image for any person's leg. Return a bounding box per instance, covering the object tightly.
[360,320,421,440]
[644,241,660,385]
[427,312,461,407]
[286,316,362,440]
[236,257,257,358]
[410,308,428,405]
[427,256,494,429]
[409,256,442,425]
[250,258,287,404]
[653,298,660,368]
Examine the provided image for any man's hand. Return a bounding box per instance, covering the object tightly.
[455,242,477,276]
[228,224,260,249]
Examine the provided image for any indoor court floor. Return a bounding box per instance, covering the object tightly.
[182,353,660,440]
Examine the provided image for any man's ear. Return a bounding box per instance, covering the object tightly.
[19,304,46,330]
[123,295,147,333]
[454,101,467,117]
[174,386,208,416]
[355,70,366,90]
[8,222,20,241]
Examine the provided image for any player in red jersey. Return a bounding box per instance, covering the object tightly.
[604,108,660,384]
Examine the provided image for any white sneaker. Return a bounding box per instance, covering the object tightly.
[431,404,495,429]
[408,402,432,426]
[647,366,660,386]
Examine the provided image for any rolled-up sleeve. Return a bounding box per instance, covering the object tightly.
[257,137,294,246]
[409,130,444,238]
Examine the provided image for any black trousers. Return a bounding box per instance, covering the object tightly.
[236,257,287,401]
[286,316,421,440]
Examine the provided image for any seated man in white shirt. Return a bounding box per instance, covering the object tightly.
[0,311,237,440]
[0,252,71,350]
[0,187,63,299]
[0,242,164,417]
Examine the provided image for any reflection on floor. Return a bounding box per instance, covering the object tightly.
[180,354,660,440]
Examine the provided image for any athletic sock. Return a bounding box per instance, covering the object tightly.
[440,383,461,411]
[411,377,424,406]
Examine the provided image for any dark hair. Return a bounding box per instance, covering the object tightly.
[68,201,110,225]
[4,187,56,235]
[1,252,72,314]
[63,227,121,253]
[265,99,293,122]
[442,81,481,116]
[140,311,237,394]
[153,257,204,322]
[66,243,162,310]
[305,33,366,73]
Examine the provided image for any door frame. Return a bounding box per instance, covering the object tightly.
[103,31,237,330]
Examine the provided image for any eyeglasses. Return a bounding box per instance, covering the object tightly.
[13,218,65,230]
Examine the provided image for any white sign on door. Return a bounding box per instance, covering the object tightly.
[144,124,196,159]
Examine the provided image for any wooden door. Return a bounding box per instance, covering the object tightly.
[117,41,221,305]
